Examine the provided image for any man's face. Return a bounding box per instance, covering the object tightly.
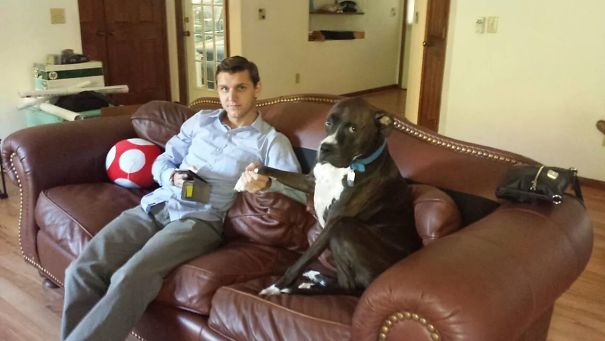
[217,70,261,126]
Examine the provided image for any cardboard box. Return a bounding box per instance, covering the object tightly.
[33,61,105,90]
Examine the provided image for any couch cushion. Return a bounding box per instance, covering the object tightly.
[209,277,356,340]
[156,242,300,315]
[223,191,316,252]
[36,183,148,257]
[131,101,195,148]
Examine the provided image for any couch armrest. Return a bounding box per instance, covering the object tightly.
[352,199,592,341]
[1,116,135,264]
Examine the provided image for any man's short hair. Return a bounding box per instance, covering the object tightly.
[216,56,260,86]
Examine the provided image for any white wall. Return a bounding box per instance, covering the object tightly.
[440,0,605,180]
[403,0,426,123]
[230,0,403,98]
[0,0,82,139]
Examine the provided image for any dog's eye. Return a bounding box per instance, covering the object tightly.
[348,126,357,133]
[325,121,332,127]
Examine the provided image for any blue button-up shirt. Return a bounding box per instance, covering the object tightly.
[140,109,301,222]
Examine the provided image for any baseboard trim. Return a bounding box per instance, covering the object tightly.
[341,84,400,97]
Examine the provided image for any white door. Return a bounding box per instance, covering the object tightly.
[183,0,226,102]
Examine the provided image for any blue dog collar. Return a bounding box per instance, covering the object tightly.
[349,141,387,173]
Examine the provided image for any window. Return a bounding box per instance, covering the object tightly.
[191,0,225,90]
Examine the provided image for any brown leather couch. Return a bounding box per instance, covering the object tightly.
[1,94,592,340]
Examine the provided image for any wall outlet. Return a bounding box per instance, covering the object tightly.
[487,16,499,33]
[258,8,266,20]
[50,8,66,24]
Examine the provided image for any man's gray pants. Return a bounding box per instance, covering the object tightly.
[60,204,222,341]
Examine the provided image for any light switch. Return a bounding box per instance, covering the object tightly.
[487,16,499,33]
[475,17,485,34]
[50,8,66,24]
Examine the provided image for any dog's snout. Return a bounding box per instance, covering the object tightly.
[320,143,333,154]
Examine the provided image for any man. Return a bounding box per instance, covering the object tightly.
[61,56,302,341]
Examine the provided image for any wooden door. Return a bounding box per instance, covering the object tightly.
[78,0,170,104]
[417,0,450,132]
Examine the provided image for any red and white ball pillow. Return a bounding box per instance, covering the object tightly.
[105,138,161,189]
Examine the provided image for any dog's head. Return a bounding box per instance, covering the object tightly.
[317,97,394,168]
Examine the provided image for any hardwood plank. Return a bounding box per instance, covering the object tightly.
[360,88,407,117]
[0,297,51,341]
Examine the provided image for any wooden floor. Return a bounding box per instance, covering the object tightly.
[359,87,407,116]
[0,88,604,340]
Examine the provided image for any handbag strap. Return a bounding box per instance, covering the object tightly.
[570,168,584,205]
[530,165,545,192]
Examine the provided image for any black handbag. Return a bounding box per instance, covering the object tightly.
[495,165,584,205]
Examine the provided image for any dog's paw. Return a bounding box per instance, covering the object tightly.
[259,284,281,296]
[298,281,314,289]
[303,270,321,282]
[302,270,333,287]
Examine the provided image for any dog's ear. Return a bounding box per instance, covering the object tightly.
[375,111,394,136]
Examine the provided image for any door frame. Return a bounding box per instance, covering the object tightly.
[175,0,188,104]
[175,0,229,105]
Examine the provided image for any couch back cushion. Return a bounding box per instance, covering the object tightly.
[131,101,195,148]
[223,192,316,252]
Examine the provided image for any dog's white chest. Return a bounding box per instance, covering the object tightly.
[313,163,347,227]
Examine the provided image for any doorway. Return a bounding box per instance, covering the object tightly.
[399,0,450,132]
[177,0,228,104]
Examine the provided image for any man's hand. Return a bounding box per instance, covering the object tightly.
[237,162,272,193]
[171,167,199,188]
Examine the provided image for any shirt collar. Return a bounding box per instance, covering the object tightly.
[217,109,264,132]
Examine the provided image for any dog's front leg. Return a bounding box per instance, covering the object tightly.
[255,166,315,193]
[259,222,336,296]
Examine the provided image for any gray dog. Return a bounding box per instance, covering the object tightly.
[259,97,421,295]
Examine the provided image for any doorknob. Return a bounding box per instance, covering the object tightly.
[422,41,432,47]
